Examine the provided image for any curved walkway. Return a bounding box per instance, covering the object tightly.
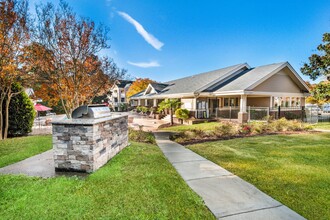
[154,132,305,220]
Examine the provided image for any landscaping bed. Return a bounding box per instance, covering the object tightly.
[163,118,313,145]
[186,133,330,220]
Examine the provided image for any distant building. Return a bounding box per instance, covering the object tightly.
[108,80,133,110]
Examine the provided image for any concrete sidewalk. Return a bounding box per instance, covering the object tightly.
[0,150,87,178]
[154,132,305,220]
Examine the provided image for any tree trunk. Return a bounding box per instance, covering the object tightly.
[0,107,3,140]
[3,96,11,139]
[0,95,5,140]
[170,107,173,125]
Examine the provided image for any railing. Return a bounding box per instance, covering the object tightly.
[193,107,239,119]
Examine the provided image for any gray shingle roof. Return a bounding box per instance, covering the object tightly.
[150,83,168,93]
[159,63,247,95]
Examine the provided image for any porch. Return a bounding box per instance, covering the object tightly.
[131,94,306,123]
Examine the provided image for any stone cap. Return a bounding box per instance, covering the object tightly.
[52,113,128,125]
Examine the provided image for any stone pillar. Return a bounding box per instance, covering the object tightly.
[52,115,128,173]
[238,95,248,123]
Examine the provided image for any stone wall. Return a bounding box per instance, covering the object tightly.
[52,115,128,173]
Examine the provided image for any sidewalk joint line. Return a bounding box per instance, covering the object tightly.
[172,159,207,164]
[186,174,235,182]
[218,205,283,219]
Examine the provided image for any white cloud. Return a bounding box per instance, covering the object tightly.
[127,61,160,68]
[118,11,164,51]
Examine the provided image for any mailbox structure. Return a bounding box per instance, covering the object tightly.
[52,105,128,173]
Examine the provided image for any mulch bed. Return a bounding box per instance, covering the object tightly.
[170,131,319,146]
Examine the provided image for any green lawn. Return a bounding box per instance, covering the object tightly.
[0,135,52,168]
[0,140,214,219]
[162,122,220,132]
[187,133,330,220]
[313,122,330,130]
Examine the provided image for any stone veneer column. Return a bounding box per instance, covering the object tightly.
[52,115,128,173]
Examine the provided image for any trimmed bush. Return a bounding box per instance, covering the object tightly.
[3,83,36,137]
[175,108,190,123]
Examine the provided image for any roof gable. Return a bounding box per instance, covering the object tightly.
[213,62,309,93]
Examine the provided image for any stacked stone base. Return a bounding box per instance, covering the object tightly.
[52,115,128,173]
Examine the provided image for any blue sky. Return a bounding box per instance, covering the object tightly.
[29,0,330,82]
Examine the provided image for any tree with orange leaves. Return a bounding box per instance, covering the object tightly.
[24,1,126,118]
[126,78,156,99]
[0,0,31,140]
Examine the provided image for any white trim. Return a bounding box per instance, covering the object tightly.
[243,91,309,97]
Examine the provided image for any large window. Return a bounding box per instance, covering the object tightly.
[223,97,239,107]
[274,97,301,107]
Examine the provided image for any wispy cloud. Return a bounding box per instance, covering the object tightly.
[118,11,164,51]
[127,61,160,68]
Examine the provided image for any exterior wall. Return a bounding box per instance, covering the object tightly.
[52,116,128,173]
[181,98,195,110]
[247,97,270,107]
[252,69,301,93]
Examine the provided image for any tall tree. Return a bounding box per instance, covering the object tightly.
[301,32,330,104]
[126,78,155,98]
[25,1,125,118]
[301,33,330,81]
[0,0,30,140]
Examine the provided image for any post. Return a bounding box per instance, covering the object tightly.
[278,106,281,119]
[153,99,157,107]
[238,95,248,123]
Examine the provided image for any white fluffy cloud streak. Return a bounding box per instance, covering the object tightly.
[118,11,164,50]
[127,61,160,68]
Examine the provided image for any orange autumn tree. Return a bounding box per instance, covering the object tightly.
[126,78,156,99]
[0,0,31,140]
[25,1,125,118]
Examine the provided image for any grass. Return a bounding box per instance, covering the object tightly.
[0,140,214,219]
[0,135,52,168]
[162,122,220,132]
[187,133,330,220]
[313,122,330,130]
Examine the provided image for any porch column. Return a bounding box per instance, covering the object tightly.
[138,99,141,106]
[270,96,273,108]
[238,95,248,124]
[145,99,148,106]
[153,99,157,107]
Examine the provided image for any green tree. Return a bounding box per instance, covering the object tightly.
[2,83,35,137]
[301,33,330,81]
[308,81,330,104]
[158,99,181,125]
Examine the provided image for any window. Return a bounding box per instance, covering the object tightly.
[114,98,118,102]
[224,98,239,107]
[121,98,125,102]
